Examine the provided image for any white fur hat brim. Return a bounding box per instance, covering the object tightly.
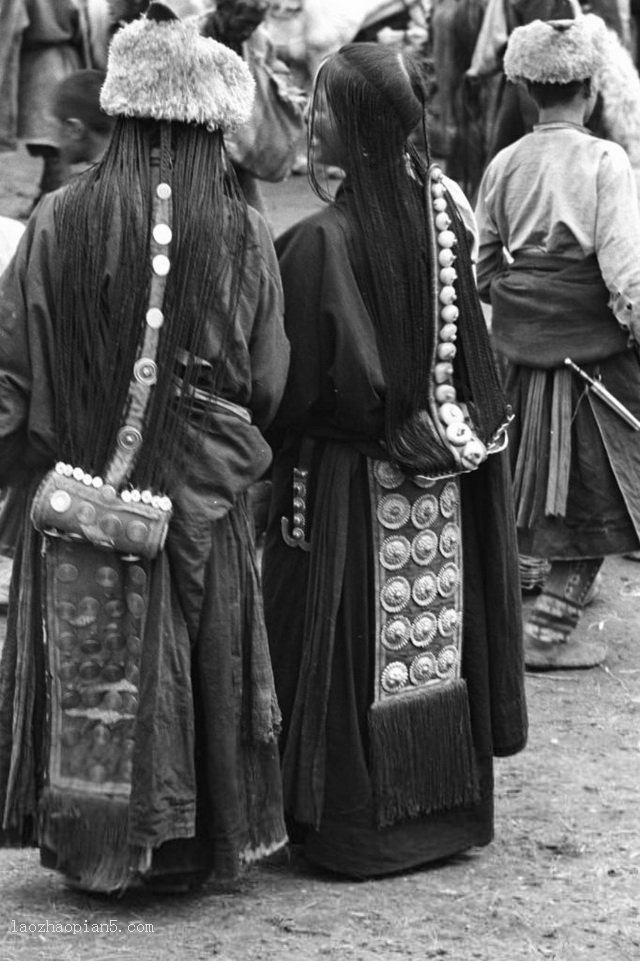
[504,18,600,85]
[100,4,255,132]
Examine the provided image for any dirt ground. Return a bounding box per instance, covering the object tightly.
[0,151,639,961]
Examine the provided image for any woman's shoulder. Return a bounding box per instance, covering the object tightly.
[2,188,66,267]
[275,202,349,260]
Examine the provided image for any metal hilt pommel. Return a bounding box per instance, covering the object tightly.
[564,357,640,431]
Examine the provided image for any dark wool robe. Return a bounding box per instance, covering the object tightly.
[0,187,290,889]
[262,197,528,878]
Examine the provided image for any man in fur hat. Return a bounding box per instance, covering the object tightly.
[0,2,289,892]
[475,17,640,669]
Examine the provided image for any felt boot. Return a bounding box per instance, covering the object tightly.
[524,559,606,670]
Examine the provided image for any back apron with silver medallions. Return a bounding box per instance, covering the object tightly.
[367,458,479,828]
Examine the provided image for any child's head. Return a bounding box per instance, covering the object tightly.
[51,70,114,165]
[504,18,601,120]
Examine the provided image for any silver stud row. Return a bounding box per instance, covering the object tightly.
[54,463,172,512]
[430,166,487,470]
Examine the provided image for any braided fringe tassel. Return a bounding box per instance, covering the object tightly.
[39,788,136,892]
[368,679,479,829]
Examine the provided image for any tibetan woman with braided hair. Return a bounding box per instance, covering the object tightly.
[0,3,289,893]
[262,42,527,877]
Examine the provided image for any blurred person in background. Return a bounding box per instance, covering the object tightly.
[0,0,86,204]
[475,18,640,670]
[51,68,115,170]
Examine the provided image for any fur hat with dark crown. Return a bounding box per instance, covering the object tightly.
[504,18,601,85]
[100,1,255,132]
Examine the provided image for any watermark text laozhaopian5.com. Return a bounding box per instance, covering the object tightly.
[8,919,155,934]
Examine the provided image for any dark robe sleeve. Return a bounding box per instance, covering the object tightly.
[272,207,385,447]
[0,197,58,486]
[246,210,290,431]
[167,208,290,522]
[273,217,336,434]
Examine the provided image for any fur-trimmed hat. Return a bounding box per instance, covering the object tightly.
[504,18,601,85]
[100,2,255,132]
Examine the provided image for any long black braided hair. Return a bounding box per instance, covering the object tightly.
[53,115,249,493]
[308,42,508,473]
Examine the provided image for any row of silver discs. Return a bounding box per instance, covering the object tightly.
[381,566,459,612]
[380,530,457,570]
[377,489,457,531]
[382,605,460,649]
[372,462,462,695]
[381,645,459,693]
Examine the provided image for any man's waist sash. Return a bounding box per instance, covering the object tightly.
[491,252,629,368]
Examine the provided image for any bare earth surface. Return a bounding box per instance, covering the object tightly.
[0,150,638,961]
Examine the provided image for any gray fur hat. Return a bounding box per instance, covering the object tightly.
[504,18,600,85]
[100,2,255,132]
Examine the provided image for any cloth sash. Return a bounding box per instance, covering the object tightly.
[491,253,629,368]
